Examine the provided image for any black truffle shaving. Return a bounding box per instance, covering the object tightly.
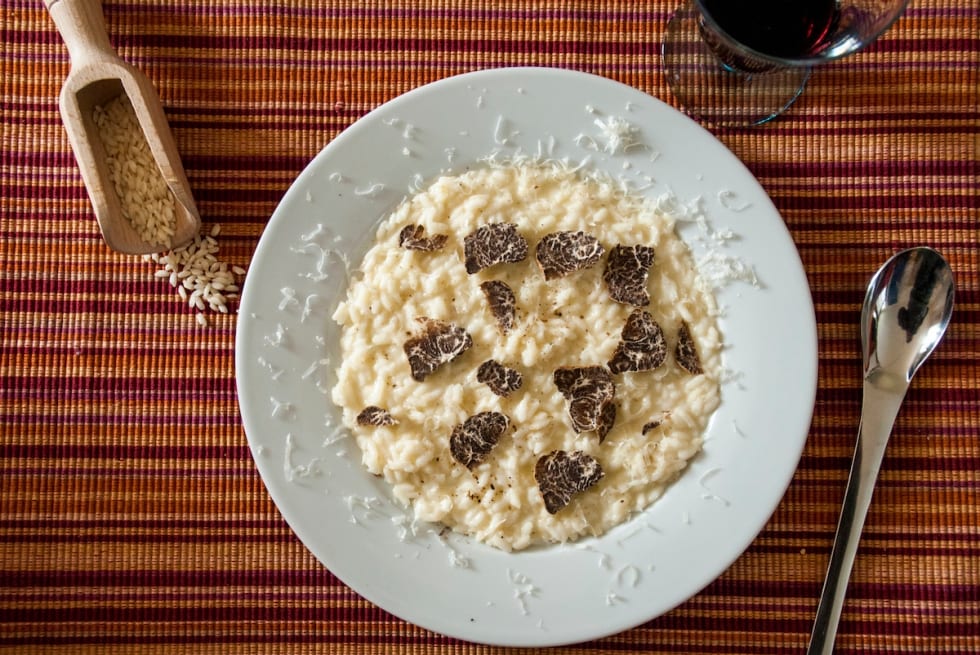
[535,450,604,514]
[641,420,662,435]
[479,280,517,333]
[608,310,667,374]
[356,406,397,427]
[449,411,510,469]
[399,224,448,251]
[477,360,523,397]
[463,223,528,274]
[675,321,704,374]
[553,366,617,441]
[403,317,473,382]
[596,398,616,442]
[603,244,655,306]
[535,231,605,280]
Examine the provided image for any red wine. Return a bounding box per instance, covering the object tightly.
[700,0,839,59]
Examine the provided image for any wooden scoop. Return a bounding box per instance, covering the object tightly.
[45,0,200,254]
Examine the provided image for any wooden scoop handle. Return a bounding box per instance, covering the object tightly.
[44,0,118,68]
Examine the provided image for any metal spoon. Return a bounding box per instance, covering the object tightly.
[807,247,954,655]
[46,0,200,254]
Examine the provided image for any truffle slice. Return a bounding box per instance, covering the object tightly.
[603,244,655,306]
[608,310,668,374]
[356,406,397,427]
[463,223,528,274]
[641,420,662,435]
[596,399,617,442]
[535,231,605,280]
[477,360,523,397]
[403,317,473,382]
[535,450,604,514]
[479,280,517,333]
[399,224,448,251]
[675,321,704,374]
[554,366,617,439]
[449,411,510,469]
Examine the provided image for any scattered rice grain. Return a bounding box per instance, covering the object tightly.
[145,223,246,323]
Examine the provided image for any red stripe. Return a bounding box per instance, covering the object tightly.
[1,180,287,204]
[2,150,308,172]
[0,298,240,315]
[0,441,250,458]
[4,90,979,125]
[4,529,977,556]
[0,415,244,427]
[8,105,977,137]
[1,463,254,478]
[1,518,284,530]
[0,597,975,649]
[9,0,975,21]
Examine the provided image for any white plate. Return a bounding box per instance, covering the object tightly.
[235,67,817,647]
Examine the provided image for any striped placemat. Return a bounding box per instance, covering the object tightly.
[2,0,977,652]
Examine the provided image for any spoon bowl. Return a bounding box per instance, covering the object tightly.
[46,0,200,254]
[807,247,954,655]
[862,247,956,386]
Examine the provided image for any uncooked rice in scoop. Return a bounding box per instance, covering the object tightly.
[93,94,176,249]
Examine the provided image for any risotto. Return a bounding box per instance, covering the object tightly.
[331,162,722,551]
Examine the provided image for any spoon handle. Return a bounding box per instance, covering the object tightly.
[806,382,907,655]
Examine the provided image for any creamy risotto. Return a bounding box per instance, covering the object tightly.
[331,162,722,551]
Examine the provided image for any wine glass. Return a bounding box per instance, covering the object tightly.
[662,0,911,127]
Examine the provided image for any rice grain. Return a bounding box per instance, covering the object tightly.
[93,94,177,248]
[144,223,245,323]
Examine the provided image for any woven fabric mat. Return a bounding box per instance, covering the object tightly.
[2,1,978,652]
